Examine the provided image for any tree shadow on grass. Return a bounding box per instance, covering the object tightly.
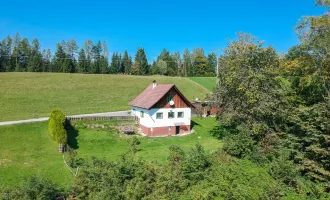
[66,120,79,149]
[191,120,201,130]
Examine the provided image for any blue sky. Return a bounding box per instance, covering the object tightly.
[0,0,326,61]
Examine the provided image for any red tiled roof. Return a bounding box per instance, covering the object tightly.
[129,84,194,109]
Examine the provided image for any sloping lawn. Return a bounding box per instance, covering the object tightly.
[189,77,216,92]
[0,73,209,122]
[0,122,72,189]
[0,117,220,189]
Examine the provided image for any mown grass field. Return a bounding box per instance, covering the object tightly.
[0,73,209,122]
[0,117,220,189]
[189,77,216,91]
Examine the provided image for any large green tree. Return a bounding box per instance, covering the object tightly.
[27,39,42,72]
[0,36,12,72]
[134,48,148,75]
[183,49,192,77]
[77,48,88,73]
[214,33,285,141]
[192,48,207,76]
[121,50,132,74]
[110,52,121,74]
[52,43,66,72]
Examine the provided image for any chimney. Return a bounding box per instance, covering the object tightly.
[152,80,157,89]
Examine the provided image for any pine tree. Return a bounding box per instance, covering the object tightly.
[83,40,93,73]
[52,44,66,72]
[13,38,30,72]
[28,39,42,72]
[77,48,88,73]
[0,36,12,72]
[134,48,148,75]
[157,48,176,76]
[91,41,102,73]
[206,53,217,76]
[100,41,109,74]
[183,49,192,77]
[12,33,21,71]
[122,50,132,74]
[110,52,121,74]
[42,49,52,72]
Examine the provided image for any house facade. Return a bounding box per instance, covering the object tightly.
[129,81,195,136]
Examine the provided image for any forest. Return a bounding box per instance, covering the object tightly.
[0,36,217,77]
[1,0,330,199]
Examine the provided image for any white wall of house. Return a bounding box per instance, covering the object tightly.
[131,106,191,128]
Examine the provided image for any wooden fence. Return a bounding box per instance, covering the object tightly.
[67,116,138,122]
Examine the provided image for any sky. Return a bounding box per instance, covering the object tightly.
[0,0,326,61]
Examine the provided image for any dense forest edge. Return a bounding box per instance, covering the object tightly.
[1,0,330,199]
[0,35,217,77]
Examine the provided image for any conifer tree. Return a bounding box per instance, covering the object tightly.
[77,48,88,73]
[48,109,67,152]
[122,50,132,74]
[134,48,148,75]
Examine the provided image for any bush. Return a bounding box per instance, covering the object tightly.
[223,132,256,158]
[1,175,63,200]
[268,157,298,187]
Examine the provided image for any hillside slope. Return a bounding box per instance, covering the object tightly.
[189,77,216,91]
[0,73,209,122]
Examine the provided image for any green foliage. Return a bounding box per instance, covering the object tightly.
[286,103,330,181]
[183,143,211,180]
[127,136,141,153]
[110,52,121,74]
[48,109,67,145]
[121,50,132,74]
[134,47,148,75]
[268,157,298,187]
[1,175,63,200]
[223,131,256,158]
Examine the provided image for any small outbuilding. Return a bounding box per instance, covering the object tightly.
[129,80,195,137]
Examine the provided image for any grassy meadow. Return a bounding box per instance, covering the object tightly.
[0,73,209,122]
[0,117,220,189]
[189,77,216,91]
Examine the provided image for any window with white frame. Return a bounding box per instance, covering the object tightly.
[141,111,144,118]
[156,112,163,119]
[168,111,174,119]
[178,112,184,118]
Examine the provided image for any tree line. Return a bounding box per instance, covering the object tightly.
[0,35,217,76]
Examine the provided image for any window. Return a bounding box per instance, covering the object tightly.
[166,95,173,103]
[178,112,184,118]
[156,112,163,119]
[140,111,144,118]
[168,111,174,119]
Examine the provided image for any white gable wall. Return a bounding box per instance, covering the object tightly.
[131,106,191,128]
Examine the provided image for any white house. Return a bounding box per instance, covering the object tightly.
[129,80,195,136]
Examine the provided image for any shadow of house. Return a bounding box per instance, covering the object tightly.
[191,120,201,130]
[66,119,79,149]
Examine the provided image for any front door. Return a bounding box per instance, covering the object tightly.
[175,126,180,135]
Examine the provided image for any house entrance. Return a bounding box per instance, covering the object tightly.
[175,126,180,135]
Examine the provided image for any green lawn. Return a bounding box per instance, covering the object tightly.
[0,73,209,122]
[189,77,216,91]
[0,117,220,189]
